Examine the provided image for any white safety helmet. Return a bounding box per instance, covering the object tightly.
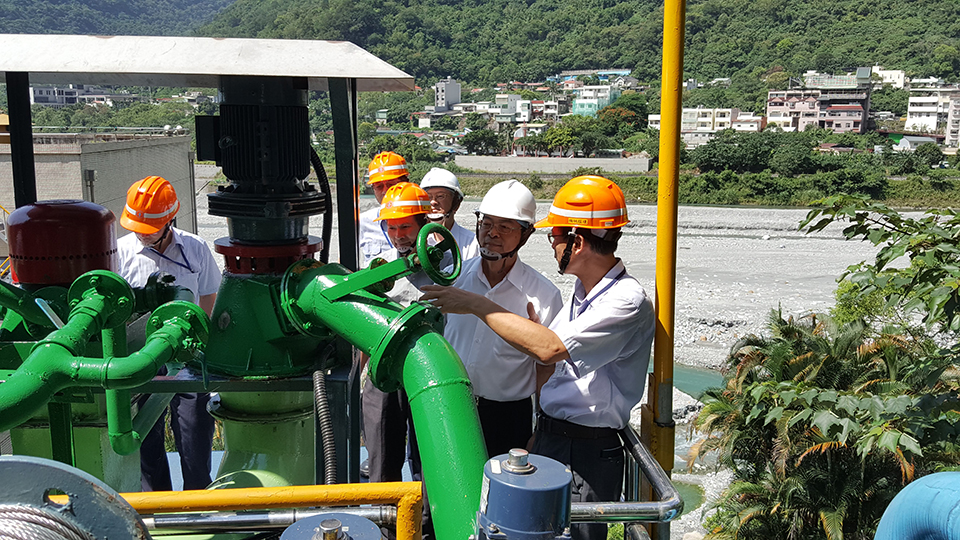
[477,179,536,226]
[420,168,463,198]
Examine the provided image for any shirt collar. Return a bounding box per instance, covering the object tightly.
[573,258,625,303]
[475,256,525,291]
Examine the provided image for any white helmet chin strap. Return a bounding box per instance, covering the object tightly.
[479,247,506,261]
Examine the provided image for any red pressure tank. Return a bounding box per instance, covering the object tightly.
[7,200,117,288]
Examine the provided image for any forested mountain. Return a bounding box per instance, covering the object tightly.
[198,0,960,85]
[0,0,234,36]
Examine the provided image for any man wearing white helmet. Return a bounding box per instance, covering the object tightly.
[432,179,562,457]
[419,167,479,260]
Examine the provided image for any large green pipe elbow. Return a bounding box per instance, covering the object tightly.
[283,261,485,539]
[400,326,487,540]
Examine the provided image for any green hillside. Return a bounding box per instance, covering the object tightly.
[0,0,234,36]
[198,0,960,84]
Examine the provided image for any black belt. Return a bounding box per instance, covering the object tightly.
[536,412,619,440]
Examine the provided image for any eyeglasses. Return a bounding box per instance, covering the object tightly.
[546,232,572,244]
[479,219,522,235]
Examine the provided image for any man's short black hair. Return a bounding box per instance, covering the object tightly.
[576,227,620,255]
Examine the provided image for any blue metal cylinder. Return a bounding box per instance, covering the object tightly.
[280,512,383,540]
[477,449,573,540]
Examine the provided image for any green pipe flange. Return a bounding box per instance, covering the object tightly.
[367,302,444,392]
[67,270,135,328]
[146,301,211,347]
[280,258,328,336]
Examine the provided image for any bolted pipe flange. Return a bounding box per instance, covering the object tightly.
[367,302,444,393]
[146,301,211,355]
[67,270,135,328]
[280,258,329,337]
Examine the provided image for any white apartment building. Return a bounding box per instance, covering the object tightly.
[494,94,521,115]
[946,97,960,147]
[648,108,765,148]
[906,86,960,133]
[434,77,461,112]
[871,66,906,89]
[570,85,621,117]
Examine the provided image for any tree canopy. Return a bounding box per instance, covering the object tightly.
[0,0,233,36]
[195,0,960,85]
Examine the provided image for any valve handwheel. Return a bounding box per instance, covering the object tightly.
[416,222,461,286]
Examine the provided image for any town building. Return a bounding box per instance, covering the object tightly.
[764,68,872,134]
[872,66,906,89]
[434,77,461,112]
[946,97,960,147]
[570,85,621,118]
[894,135,939,151]
[648,108,766,148]
[29,84,138,108]
[906,85,960,133]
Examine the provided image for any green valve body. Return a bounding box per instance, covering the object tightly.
[205,273,329,377]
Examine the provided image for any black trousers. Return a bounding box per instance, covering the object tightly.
[477,396,533,458]
[362,376,432,538]
[138,390,216,491]
[532,417,624,540]
[361,376,421,482]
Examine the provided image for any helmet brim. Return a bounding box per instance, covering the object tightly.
[120,212,162,234]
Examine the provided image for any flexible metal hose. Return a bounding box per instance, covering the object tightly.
[0,505,92,540]
[313,343,338,485]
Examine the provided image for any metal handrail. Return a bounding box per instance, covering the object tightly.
[569,425,683,523]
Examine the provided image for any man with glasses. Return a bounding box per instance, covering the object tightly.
[419,167,478,260]
[422,176,653,540]
[427,179,562,457]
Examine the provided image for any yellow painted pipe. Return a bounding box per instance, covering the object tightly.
[56,482,423,540]
[647,0,687,535]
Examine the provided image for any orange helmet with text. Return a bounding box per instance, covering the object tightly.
[375,182,432,221]
[120,176,180,234]
[534,175,629,229]
[366,151,409,185]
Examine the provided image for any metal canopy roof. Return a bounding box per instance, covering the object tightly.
[0,34,414,92]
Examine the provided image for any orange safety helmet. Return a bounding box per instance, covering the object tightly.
[374,182,432,221]
[366,151,408,185]
[120,176,180,234]
[534,175,629,229]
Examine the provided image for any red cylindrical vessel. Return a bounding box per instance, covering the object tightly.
[7,200,117,287]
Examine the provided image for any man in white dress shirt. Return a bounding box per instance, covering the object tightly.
[422,176,654,540]
[438,180,561,457]
[116,175,222,492]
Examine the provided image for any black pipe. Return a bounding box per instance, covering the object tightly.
[5,72,37,207]
[309,147,332,264]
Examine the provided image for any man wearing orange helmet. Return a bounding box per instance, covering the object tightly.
[117,175,222,492]
[359,151,409,267]
[422,176,654,540]
[365,181,449,537]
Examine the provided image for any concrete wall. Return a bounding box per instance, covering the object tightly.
[454,155,650,174]
[79,137,196,235]
[0,136,196,242]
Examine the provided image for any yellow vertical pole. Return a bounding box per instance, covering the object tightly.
[643,0,686,537]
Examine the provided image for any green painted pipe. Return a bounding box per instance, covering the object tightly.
[103,326,175,456]
[284,262,486,539]
[0,280,56,328]
[0,300,208,432]
[398,325,487,540]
